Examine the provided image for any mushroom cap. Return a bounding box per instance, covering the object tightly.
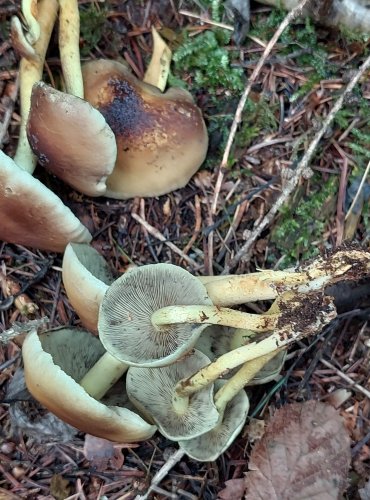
[62,243,114,333]
[0,150,91,251]
[27,82,117,196]
[82,59,208,199]
[98,263,213,367]
[178,380,249,461]
[126,349,219,440]
[22,328,157,443]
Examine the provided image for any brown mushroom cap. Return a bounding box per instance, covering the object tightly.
[27,82,117,196]
[82,59,208,199]
[23,328,157,443]
[0,150,91,251]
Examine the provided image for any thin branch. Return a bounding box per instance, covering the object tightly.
[224,50,370,272]
[211,0,312,215]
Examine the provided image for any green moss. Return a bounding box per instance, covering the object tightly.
[270,177,338,266]
[171,30,244,94]
[79,4,107,56]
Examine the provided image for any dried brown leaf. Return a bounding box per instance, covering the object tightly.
[83,434,137,471]
[218,478,246,500]
[244,401,351,500]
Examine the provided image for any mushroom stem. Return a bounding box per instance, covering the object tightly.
[174,293,337,399]
[22,0,40,44]
[200,248,370,307]
[58,0,84,98]
[214,351,280,412]
[143,27,172,92]
[79,351,128,400]
[151,305,279,332]
[13,0,58,173]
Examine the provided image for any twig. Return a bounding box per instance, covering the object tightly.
[131,213,202,270]
[179,9,234,31]
[0,74,19,148]
[345,158,370,220]
[135,448,186,500]
[211,0,312,215]
[319,358,370,400]
[224,50,370,272]
[0,317,48,344]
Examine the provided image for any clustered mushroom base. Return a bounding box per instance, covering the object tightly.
[21,248,370,461]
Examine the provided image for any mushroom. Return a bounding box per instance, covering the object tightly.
[0,150,91,252]
[11,0,58,173]
[82,59,209,199]
[178,352,277,461]
[27,82,117,196]
[178,380,249,461]
[126,349,219,440]
[98,263,213,367]
[22,328,157,442]
[62,243,113,332]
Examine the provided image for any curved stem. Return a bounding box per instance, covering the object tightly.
[152,305,279,332]
[214,351,279,412]
[175,295,336,398]
[13,0,58,173]
[143,27,172,91]
[58,0,84,97]
[22,0,40,44]
[79,351,128,400]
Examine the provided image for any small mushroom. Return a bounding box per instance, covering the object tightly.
[178,352,278,461]
[98,263,213,367]
[126,350,219,440]
[82,59,209,199]
[62,243,113,332]
[22,328,157,442]
[178,380,249,461]
[0,150,91,251]
[27,82,117,196]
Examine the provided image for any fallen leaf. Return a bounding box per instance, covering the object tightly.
[218,478,245,499]
[83,434,138,470]
[244,400,351,500]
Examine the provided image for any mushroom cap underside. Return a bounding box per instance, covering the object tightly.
[22,328,156,442]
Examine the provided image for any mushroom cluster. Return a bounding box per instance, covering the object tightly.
[21,246,370,460]
[2,2,208,253]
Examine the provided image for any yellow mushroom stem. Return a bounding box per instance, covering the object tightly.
[174,294,337,399]
[151,305,279,332]
[79,351,129,400]
[214,351,280,413]
[13,0,58,173]
[58,0,84,97]
[22,0,40,44]
[143,27,172,92]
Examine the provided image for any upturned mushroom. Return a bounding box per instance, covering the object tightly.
[126,350,219,441]
[179,352,277,461]
[0,150,91,252]
[22,328,156,442]
[98,263,213,367]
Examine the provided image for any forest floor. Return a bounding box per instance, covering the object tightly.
[0,0,370,499]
